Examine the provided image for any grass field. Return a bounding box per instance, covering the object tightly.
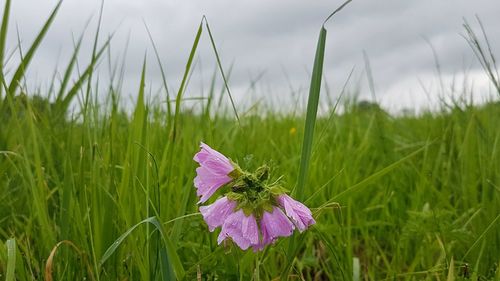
[1,1,499,280]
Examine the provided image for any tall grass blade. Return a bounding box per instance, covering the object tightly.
[294,0,352,201]
[55,32,84,103]
[23,102,57,252]
[162,22,203,249]
[6,0,61,98]
[82,0,104,117]
[204,17,240,124]
[171,20,202,142]
[283,2,352,280]
[58,38,111,113]
[161,19,202,187]
[143,21,172,126]
[0,0,11,98]
[463,18,500,96]
[294,26,326,201]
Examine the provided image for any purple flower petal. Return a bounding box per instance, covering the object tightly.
[199,197,237,232]
[277,194,316,232]
[217,209,259,250]
[253,207,295,251]
[193,142,235,203]
[194,143,233,168]
[194,167,232,203]
[200,197,236,232]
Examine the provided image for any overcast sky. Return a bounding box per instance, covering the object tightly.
[5,0,500,113]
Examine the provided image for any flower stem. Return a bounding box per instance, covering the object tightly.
[254,252,260,281]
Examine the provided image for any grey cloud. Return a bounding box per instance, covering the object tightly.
[5,0,500,112]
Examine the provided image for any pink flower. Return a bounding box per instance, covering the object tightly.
[217,209,259,250]
[253,207,295,251]
[277,194,316,232]
[199,197,236,232]
[194,142,235,203]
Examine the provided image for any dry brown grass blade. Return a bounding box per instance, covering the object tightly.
[45,240,95,281]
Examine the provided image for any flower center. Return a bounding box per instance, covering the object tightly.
[226,165,276,218]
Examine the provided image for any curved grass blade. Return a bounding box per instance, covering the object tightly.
[99,216,185,281]
[45,240,95,281]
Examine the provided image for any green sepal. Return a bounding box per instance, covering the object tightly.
[258,189,271,201]
[229,177,248,192]
[228,164,243,179]
[241,206,254,217]
[261,201,274,213]
[226,192,245,202]
[267,185,289,195]
[255,165,270,181]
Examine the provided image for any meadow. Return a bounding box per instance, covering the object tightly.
[1,0,499,280]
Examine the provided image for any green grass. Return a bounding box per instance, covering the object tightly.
[1,1,500,280]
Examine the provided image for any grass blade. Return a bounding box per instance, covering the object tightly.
[55,32,84,103]
[143,21,172,126]
[204,17,240,124]
[0,0,11,98]
[5,238,16,281]
[45,240,95,281]
[294,26,326,201]
[172,20,202,141]
[295,0,353,201]
[57,37,111,113]
[99,216,185,281]
[283,2,352,280]
[161,22,203,249]
[462,18,500,96]
[161,19,202,184]
[281,25,326,274]
[462,213,500,259]
[322,144,428,204]
[82,0,104,117]
[446,257,455,281]
[6,0,61,98]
